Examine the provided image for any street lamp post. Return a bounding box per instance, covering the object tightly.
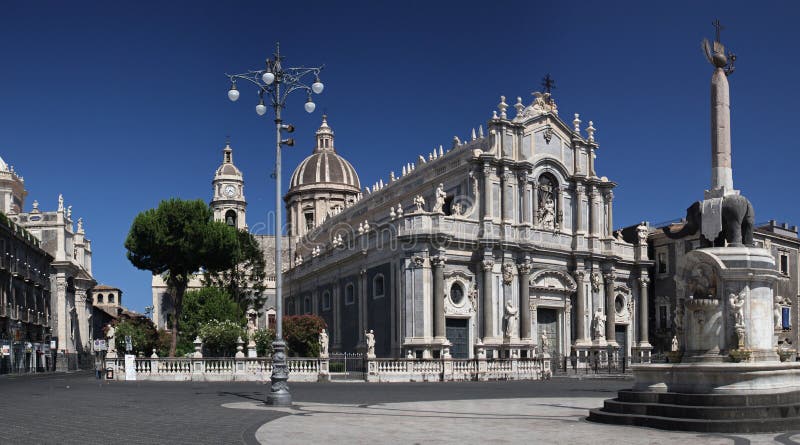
[226,43,323,406]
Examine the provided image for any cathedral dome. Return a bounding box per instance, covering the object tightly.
[288,116,360,191]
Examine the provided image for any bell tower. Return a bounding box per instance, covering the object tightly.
[210,141,247,230]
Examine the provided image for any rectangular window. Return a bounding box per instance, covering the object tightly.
[783,307,791,330]
[658,251,667,274]
[305,212,314,231]
[780,254,789,275]
[345,284,355,305]
[658,306,667,329]
[322,292,331,311]
[373,275,385,299]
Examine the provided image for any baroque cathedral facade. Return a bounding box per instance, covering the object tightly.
[282,93,653,361]
[158,85,800,362]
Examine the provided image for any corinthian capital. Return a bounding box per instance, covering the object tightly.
[517,261,532,275]
[480,259,495,271]
[430,256,446,268]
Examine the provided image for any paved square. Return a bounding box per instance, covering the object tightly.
[3,373,800,444]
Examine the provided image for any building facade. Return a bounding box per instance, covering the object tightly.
[0,211,53,373]
[283,96,652,361]
[1,156,97,370]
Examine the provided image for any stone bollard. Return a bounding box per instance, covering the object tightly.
[510,356,519,380]
[149,349,159,376]
[475,342,488,381]
[318,357,330,382]
[234,337,246,376]
[441,342,453,382]
[192,336,204,377]
[235,336,245,359]
[366,353,378,382]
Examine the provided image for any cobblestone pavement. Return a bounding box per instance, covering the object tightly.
[5,373,800,444]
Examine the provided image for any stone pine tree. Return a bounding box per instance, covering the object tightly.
[124,199,239,357]
[202,229,267,314]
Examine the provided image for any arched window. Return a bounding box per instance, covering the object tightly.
[322,291,331,311]
[450,283,464,305]
[345,283,355,305]
[225,210,237,227]
[108,294,115,304]
[373,274,385,299]
[97,294,103,303]
[536,173,559,230]
[304,211,315,231]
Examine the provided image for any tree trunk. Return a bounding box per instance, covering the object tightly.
[168,274,188,358]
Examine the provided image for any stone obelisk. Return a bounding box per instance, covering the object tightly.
[704,25,737,199]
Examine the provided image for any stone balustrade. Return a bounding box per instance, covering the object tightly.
[106,356,549,383]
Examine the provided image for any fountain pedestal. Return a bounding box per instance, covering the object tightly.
[590,248,800,432]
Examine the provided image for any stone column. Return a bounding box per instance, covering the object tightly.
[482,163,493,221]
[431,256,446,339]
[604,271,616,343]
[532,183,539,227]
[517,262,532,340]
[74,287,89,353]
[711,67,733,193]
[638,275,650,345]
[575,184,585,234]
[481,259,494,339]
[502,169,513,224]
[333,282,342,351]
[358,268,367,346]
[573,271,587,343]
[588,187,598,237]
[556,187,564,230]
[519,173,531,226]
[605,191,614,238]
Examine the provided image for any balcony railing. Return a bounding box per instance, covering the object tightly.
[105,355,550,383]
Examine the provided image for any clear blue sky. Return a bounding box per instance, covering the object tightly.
[2,1,798,313]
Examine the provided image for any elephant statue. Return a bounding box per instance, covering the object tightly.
[663,194,754,247]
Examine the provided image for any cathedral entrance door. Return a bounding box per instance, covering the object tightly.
[537,308,559,355]
[445,318,468,359]
[614,325,627,357]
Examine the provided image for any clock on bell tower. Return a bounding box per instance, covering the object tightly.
[210,140,247,230]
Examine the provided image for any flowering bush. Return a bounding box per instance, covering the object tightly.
[198,319,246,357]
[283,315,327,357]
[253,328,275,357]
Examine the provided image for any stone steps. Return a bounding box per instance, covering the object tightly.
[588,390,800,433]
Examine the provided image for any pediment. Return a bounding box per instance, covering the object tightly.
[529,269,577,293]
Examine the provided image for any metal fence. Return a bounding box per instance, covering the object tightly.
[329,352,365,380]
[551,352,631,376]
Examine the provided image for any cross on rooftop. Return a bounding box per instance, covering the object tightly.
[541,74,556,95]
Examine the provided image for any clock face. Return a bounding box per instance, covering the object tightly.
[224,185,236,197]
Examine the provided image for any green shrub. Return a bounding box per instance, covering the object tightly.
[283,315,327,357]
[199,319,246,357]
[253,328,275,357]
[112,317,158,356]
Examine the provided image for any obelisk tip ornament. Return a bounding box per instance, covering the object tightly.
[702,20,737,197]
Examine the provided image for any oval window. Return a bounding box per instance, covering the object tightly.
[615,295,626,314]
[450,283,464,305]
